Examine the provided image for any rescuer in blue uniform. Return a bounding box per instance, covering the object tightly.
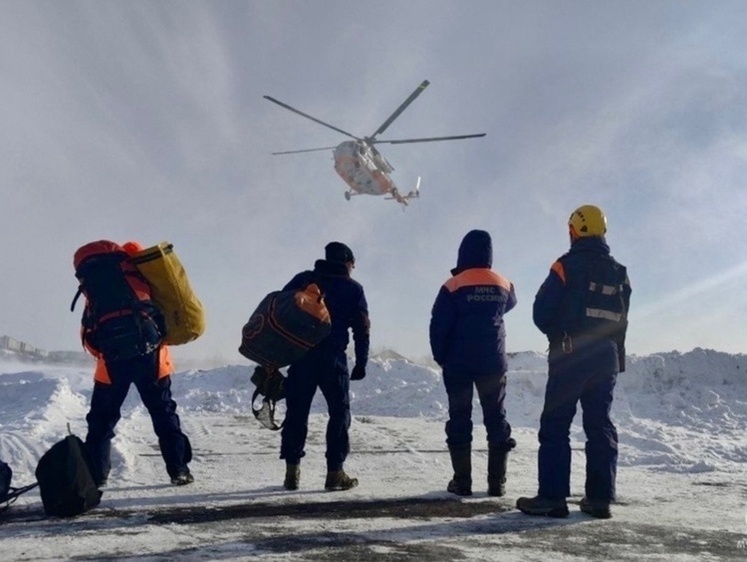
[280,242,370,492]
[430,229,518,497]
[518,205,631,519]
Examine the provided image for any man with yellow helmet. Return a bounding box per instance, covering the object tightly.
[517,205,631,519]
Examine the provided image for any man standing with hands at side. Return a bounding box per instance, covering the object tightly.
[430,229,518,497]
[518,205,631,519]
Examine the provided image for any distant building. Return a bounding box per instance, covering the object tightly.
[0,335,48,358]
[0,336,91,365]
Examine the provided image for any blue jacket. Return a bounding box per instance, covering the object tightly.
[283,259,370,368]
[429,230,517,374]
[534,236,631,373]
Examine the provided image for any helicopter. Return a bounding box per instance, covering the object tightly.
[264,80,486,207]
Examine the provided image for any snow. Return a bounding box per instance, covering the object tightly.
[1,349,747,560]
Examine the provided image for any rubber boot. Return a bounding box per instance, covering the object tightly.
[487,445,509,497]
[284,464,300,490]
[447,446,472,496]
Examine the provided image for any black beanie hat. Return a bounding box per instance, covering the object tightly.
[325,241,355,263]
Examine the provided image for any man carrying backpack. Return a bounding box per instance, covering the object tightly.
[75,240,193,487]
[280,242,370,492]
[517,205,631,519]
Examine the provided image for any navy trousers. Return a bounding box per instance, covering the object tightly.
[280,349,351,471]
[442,368,512,449]
[85,351,191,483]
[537,358,618,502]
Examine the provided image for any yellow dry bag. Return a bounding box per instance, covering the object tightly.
[130,242,206,345]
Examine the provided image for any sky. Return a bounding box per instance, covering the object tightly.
[1,349,746,559]
[2,2,747,367]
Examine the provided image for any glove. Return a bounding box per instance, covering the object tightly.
[350,364,366,381]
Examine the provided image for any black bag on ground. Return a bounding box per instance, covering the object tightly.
[36,434,102,517]
[0,460,11,503]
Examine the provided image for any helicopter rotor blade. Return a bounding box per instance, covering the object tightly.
[368,80,431,141]
[373,133,486,145]
[270,146,338,155]
[263,96,359,140]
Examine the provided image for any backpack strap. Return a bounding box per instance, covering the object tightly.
[70,286,84,312]
[251,388,284,431]
[250,366,286,431]
[310,272,325,298]
[0,482,39,513]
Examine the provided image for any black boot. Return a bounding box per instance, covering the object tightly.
[516,495,569,518]
[487,445,508,497]
[324,470,358,491]
[487,439,515,496]
[447,446,472,496]
[579,496,612,519]
[284,464,300,491]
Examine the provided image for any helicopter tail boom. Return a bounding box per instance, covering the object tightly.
[384,177,421,207]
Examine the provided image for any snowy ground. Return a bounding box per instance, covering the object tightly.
[1,349,747,561]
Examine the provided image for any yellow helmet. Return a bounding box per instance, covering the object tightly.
[568,205,607,238]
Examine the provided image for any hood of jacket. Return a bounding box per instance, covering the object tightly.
[451,230,492,275]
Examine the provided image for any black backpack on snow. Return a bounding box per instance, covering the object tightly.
[71,241,163,362]
[35,434,102,517]
[0,460,11,506]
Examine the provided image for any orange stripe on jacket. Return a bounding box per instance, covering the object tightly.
[550,261,566,284]
[91,346,174,384]
[444,268,512,293]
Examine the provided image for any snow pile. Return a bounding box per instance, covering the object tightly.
[1,349,747,561]
[615,349,747,472]
[2,348,745,479]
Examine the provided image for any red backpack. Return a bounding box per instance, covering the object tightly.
[71,241,163,361]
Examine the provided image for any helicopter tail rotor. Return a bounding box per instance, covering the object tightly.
[404,177,421,201]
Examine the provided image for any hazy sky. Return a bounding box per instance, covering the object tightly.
[2,1,746,366]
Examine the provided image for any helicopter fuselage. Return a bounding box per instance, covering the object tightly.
[333,140,396,197]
